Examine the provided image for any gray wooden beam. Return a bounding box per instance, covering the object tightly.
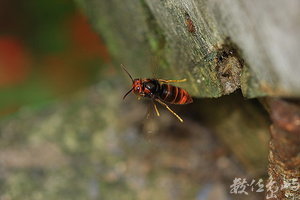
[75,0,300,98]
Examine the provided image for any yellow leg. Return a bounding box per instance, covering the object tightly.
[158,79,187,83]
[155,99,183,123]
[152,101,160,116]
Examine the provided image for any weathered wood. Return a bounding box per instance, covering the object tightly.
[76,0,300,98]
[266,99,300,200]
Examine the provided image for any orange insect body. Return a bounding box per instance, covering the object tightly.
[129,78,193,105]
[121,65,193,122]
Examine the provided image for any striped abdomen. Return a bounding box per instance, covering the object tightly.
[159,84,193,104]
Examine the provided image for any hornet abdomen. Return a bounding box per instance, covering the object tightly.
[159,84,193,105]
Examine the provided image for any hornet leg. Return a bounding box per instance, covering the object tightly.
[155,99,183,123]
[152,101,160,117]
[158,79,187,83]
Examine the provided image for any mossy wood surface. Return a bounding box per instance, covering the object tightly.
[76,0,300,98]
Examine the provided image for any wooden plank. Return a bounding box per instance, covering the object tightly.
[75,0,300,97]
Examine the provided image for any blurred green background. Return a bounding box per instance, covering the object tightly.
[0,0,110,119]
